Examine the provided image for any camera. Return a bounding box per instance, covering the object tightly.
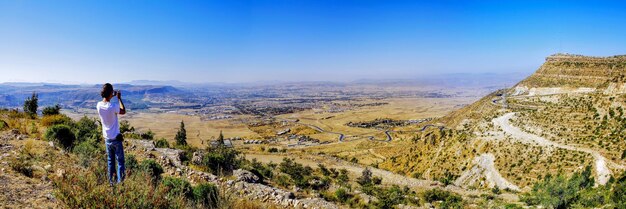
[112,90,119,96]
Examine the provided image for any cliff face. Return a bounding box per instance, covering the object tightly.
[512,54,626,96]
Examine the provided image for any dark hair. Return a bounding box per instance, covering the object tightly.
[101,83,114,98]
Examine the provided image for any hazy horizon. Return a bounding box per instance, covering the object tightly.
[2,0,626,84]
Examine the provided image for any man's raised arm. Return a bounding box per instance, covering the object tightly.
[117,90,126,115]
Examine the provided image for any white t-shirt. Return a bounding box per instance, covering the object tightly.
[97,101,120,140]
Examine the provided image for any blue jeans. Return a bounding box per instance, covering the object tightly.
[105,139,126,184]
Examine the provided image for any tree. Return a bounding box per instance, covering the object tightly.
[42,104,61,116]
[175,121,187,146]
[23,92,38,116]
[357,167,373,186]
[217,130,224,145]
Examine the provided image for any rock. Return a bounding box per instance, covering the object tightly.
[233,169,260,183]
[56,169,65,178]
[48,141,54,147]
[44,164,52,170]
[192,151,205,165]
[175,168,182,176]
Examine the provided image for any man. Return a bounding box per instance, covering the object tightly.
[97,83,127,184]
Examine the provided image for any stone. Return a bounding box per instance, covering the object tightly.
[191,151,205,165]
[56,169,65,178]
[233,169,260,183]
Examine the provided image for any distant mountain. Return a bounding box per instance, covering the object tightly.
[0,83,188,110]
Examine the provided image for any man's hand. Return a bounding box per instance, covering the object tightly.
[117,90,126,115]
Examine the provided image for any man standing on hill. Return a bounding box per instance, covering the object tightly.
[97,83,127,185]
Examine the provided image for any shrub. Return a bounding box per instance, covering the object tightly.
[45,124,76,150]
[374,185,412,208]
[201,146,241,175]
[193,183,220,208]
[140,159,164,180]
[268,147,279,153]
[155,138,170,148]
[357,167,373,186]
[41,114,74,127]
[279,158,314,188]
[73,139,104,167]
[161,177,193,199]
[247,158,273,182]
[53,166,187,208]
[422,188,463,206]
[335,188,350,203]
[0,119,8,131]
[175,121,187,146]
[23,92,38,116]
[42,104,61,116]
[520,165,594,208]
[119,120,134,133]
[74,116,101,142]
[9,155,33,177]
[125,154,140,172]
[274,174,292,188]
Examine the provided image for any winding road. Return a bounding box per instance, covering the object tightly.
[493,112,625,185]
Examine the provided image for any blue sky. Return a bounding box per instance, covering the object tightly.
[1,0,625,84]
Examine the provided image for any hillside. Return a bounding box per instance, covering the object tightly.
[377,54,626,207]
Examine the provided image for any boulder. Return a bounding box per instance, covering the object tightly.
[233,169,260,183]
[192,151,205,165]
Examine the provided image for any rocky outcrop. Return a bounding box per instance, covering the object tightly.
[454,153,520,191]
[233,169,260,183]
[515,53,626,91]
[128,140,337,209]
[191,151,204,165]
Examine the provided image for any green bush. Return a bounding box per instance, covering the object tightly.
[125,154,140,172]
[279,158,314,188]
[9,155,33,177]
[53,165,187,208]
[73,139,104,167]
[335,188,350,203]
[41,114,74,127]
[375,185,412,208]
[520,165,594,208]
[201,146,241,175]
[140,159,164,180]
[23,92,38,117]
[193,183,220,208]
[45,124,77,150]
[247,158,273,182]
[161,177,193,199]
[155,138,170,148]
[0,119,8,131]
[42,104,61,116]
[422,188,463,208]
[119,120,134,133]
[74,116,101,142]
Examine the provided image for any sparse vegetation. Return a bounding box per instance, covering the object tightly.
[42,104,61,116]
[23,92,38,117]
